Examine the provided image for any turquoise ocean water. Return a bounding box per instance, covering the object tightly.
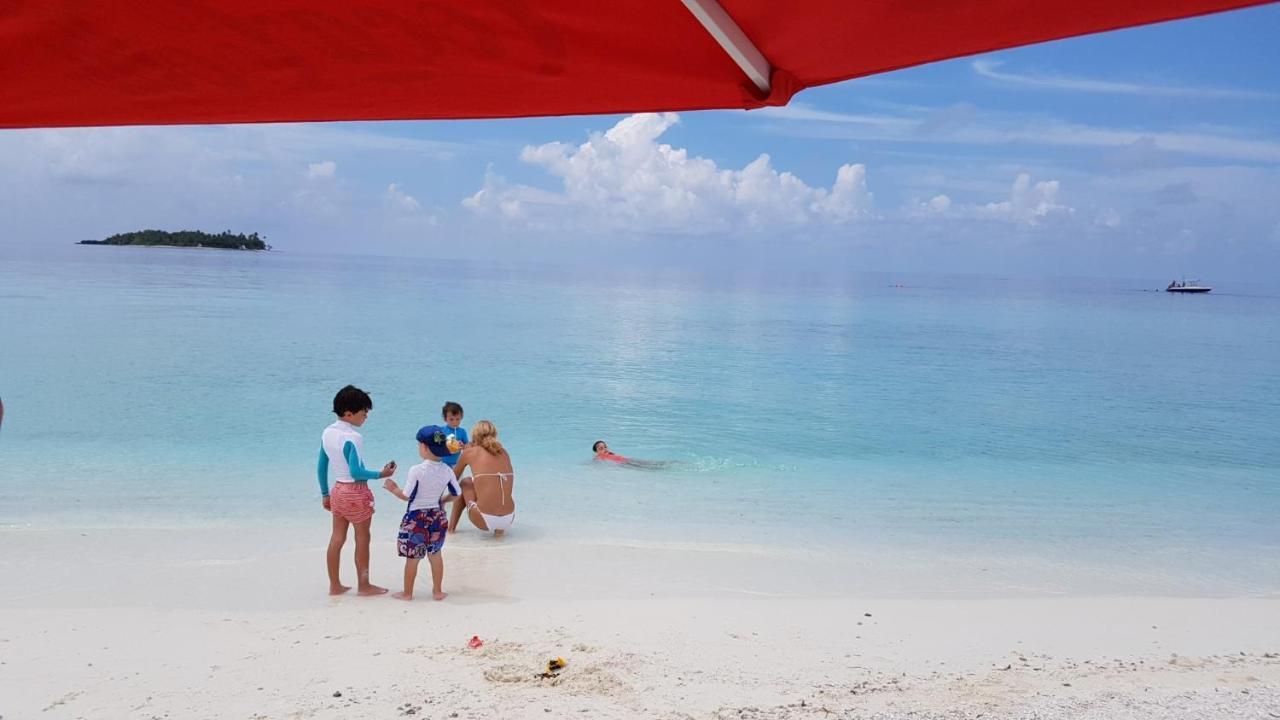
[2,245,1278,595]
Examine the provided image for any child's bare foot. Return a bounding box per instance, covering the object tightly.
[329,584,352,596]
[433,591,447,601]
[494,530,506,538]
[392,591,413,601]
[357,584,388,596]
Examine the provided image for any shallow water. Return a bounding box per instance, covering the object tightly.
[1,244,1278,595]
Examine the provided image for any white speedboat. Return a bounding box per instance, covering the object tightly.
[1166,278,1211,293]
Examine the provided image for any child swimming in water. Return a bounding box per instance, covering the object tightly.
[592,440,629,463]
[592,440,672,469]
[382,425,460,601]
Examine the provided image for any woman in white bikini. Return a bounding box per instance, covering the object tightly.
[449,420,516,536]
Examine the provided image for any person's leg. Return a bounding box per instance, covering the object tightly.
[467,504,490,532]
[327,513,351,595]
[393,558,420,601]
[427,553,446,601]
[353,520,387,595]
[447,498,463,534]
[448,478,475,533]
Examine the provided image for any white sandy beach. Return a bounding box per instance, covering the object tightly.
[3,525,1278,719]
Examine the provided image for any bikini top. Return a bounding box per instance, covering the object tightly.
[470,472,514,508]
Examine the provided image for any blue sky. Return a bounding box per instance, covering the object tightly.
[3,5,1279,280]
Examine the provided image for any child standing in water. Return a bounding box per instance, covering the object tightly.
[439,401,468,468]
[317,385,396,596]
[440,402,468,526]
[383,426,461,600]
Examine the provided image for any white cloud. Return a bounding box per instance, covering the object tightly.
[819,163,872,221]
[978,173,1071,225]
[908,194,952,216]
[463,167,568,224]
[0,124,467,248]
[307,160,336,179]
[972,59,1273,100]
[3,110,1275,274]
[385,183,420,212]
[756,103,916,131]
[903,175,1071,226]
[761,102,1280,164]
[464,113,871,234]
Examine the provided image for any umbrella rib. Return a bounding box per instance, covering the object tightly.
[679,0,772,95]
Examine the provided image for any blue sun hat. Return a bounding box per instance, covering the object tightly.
[416,425,453,459]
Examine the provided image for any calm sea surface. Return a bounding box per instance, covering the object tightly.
[2,245,1278,595]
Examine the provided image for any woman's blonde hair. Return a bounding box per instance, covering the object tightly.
[471,419,506,456]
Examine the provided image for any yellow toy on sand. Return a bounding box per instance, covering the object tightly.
[537,657,568,679]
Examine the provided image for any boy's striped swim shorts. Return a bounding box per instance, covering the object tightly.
[330,482,375,524]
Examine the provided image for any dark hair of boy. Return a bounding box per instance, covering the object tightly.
[333,385,373,416]
[593,440,606,453]
[441,401,464,418]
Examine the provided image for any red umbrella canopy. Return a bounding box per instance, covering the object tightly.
[0,0,1271,128]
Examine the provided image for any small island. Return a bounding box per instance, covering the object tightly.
[79,229,269,251]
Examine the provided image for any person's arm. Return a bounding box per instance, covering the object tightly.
[444,476,461,500]
[384,473,412,502]
[343,441,389,480]
[317,447,331,497]
[453,449,471,480]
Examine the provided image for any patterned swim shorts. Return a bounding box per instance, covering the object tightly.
[330,482,375,524]
[397,508,448,558]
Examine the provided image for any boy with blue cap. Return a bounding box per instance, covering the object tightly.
[382,425,463,601]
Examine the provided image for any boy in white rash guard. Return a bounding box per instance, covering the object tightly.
[317,385,396,596]
[382,425,462,601]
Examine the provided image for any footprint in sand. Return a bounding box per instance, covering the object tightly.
[42,690,82,712]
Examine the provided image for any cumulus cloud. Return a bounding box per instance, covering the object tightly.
[463,166,570,223]
[464,113,872,234]
[307,160,336,179]
[904,174,1071,226]
[385,183,420,212]
[978,173,1071,225]
[908,194,953,216]
[6,110,1275,275]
